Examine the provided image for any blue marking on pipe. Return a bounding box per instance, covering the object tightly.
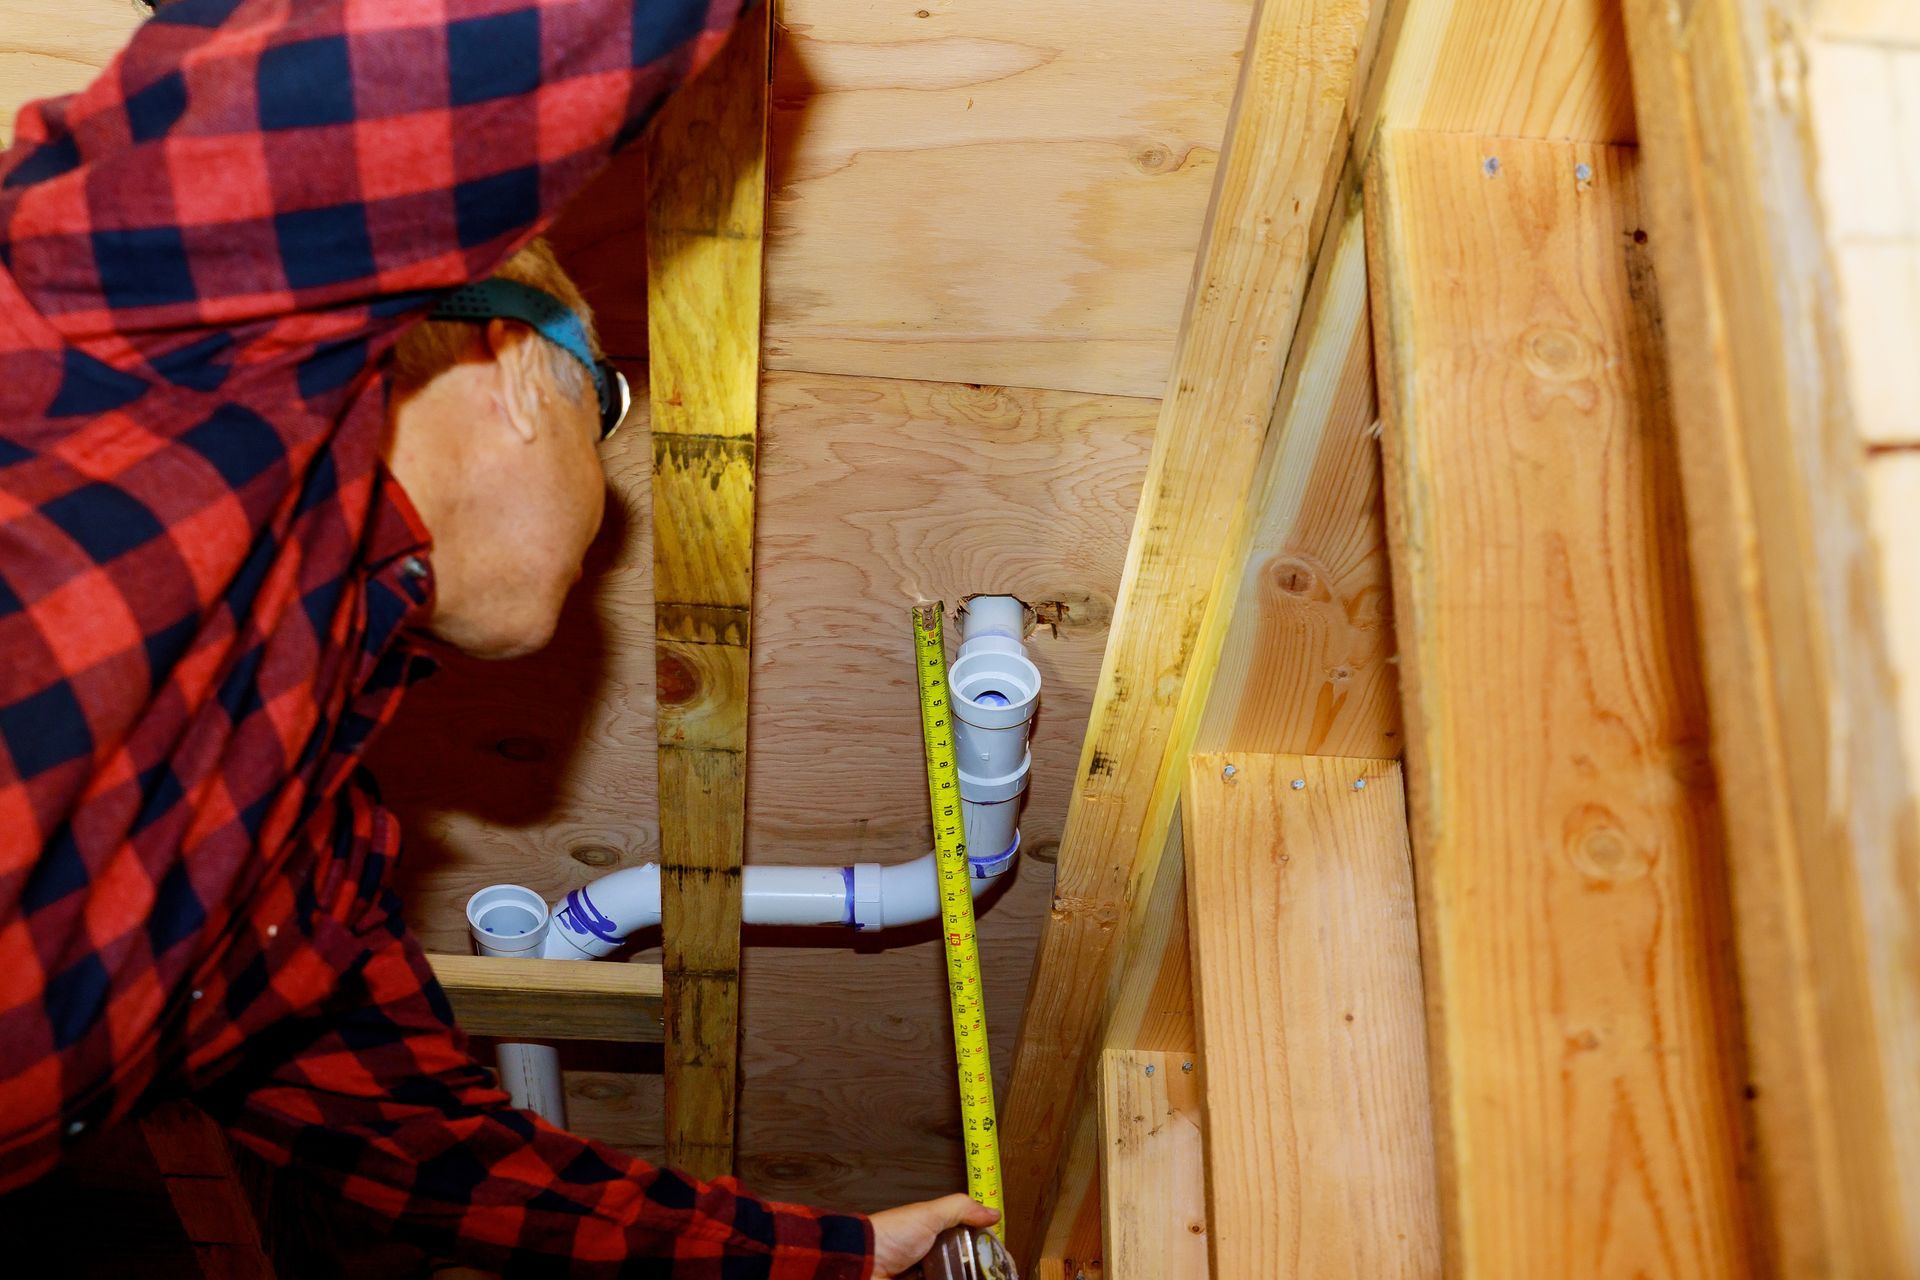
[560,887,620,943]
[970,829,1021,878]
[841,866,857,928]
[975,690,1011,707]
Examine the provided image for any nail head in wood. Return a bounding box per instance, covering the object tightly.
[1290,777,1306,790]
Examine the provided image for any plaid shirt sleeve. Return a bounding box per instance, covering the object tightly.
[1,0,734,356]
[215,851,872,1279]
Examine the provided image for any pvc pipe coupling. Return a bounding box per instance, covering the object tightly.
[952,597,1041,876]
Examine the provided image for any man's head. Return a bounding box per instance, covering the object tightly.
[385,240,616,661]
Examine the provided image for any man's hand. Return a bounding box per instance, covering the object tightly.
[870,1194,1002,1279]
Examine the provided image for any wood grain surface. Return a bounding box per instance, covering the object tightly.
[764,0,1255,398]
[1622,0,1920,1266]
[1183,754,1437,1280]
[1097,1049,1209,1280]
[0,0,141,147]
[1366,129,1754,1276]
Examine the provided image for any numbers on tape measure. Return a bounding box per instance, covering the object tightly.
[912,604,1006,1227]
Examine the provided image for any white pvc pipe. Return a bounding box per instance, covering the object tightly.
[951,597,1040,873]
[465,885,569,1126]
[465,594,1041,1125]
[537,854,1008,959]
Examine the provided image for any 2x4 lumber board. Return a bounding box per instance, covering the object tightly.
[426,954,664,1043]
[1097,1050,1210,1280]
[1040,185,1396,1272]
[1183,753,1437,1278]
[1192,196,1395,760]
[1620,0,1920,1268]
[1363,0,1636,147]
[646,7,770,1181]
[1000,0,1374,1256]
[1364,129,1755,1275]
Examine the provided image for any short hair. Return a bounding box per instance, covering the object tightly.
[390,238,604,402]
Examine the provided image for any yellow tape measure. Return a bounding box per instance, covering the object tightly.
[912,603,1006,1230]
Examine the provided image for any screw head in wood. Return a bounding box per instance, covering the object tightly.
[1182,1060,1194,1072]
[1144,1063,1155,1076]
[1575,162,1593,182]
[1484,155,1501,177]
[1352,778,1368,791]
[1222,763,1237,780]
[1290,778,1306,790]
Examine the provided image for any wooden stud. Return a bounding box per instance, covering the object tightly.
[1034,180,1399,1269]
[645,6,770,1181]
[426,954,663,1043]
[1097,1049,1210,1280]
[1000,0,1376,1255]
[1620,0,1920,1267]
[1183,753,1437,1278]
[1365,129,1755,1275]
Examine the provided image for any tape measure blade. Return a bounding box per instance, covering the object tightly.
[911,605,1006,1226]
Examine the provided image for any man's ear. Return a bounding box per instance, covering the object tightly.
[485,318,545,446]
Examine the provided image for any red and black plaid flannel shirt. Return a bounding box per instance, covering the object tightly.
[0,0,871,1274]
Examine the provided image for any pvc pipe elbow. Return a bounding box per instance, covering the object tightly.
[545,864,659,959]
[868,849,1011,930]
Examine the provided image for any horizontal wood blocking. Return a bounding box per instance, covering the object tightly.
[1184,752,1437,1278]
[426,954,665,1043]
[1098,1049,1210,1280]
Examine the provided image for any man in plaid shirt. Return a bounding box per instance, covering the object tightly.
[0,0,995,1273]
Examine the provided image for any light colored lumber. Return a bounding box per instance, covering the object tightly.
[1193,198,1395,760]
[1365,129,1755,1275]
[0,0,142,147]
[1807,38,1920,445]
[645,7,770,1181]
[1035,186,1396,1269]
[1620,0,1920,1267]
[1001,0,1375,1256]
[1097,1050,1210,1280]
[764,0,1255,398]
[426,954,664,1043]
[1364,0,1637,147]
[1871,455,1920,788]
[1183,753,1437,1278]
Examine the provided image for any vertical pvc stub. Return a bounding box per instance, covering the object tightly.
[467,884,551,958]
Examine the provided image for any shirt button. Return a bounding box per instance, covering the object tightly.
[266,925,279,939]
[402,556,430,581]
[66,1121,84,1137]
[191,990,204,1001]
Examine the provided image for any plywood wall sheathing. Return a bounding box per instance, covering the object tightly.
[1184,753,1437,1278]
[1622,0,1920,1267]
[0,0,142,148]
[999,0,1376,1257]
[1097,1049,1209,1280]
[1365,129,1754,1275]
[764,0,1257,399]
